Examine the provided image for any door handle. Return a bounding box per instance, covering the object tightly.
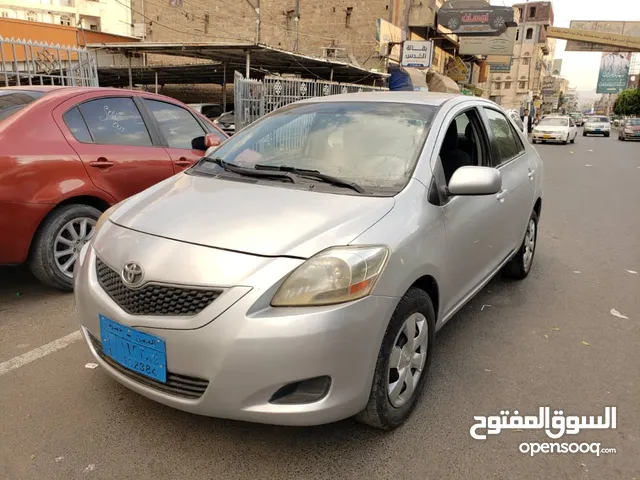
[528,169,535,180]
[89,158,114,168]
[173,157,191,167]
[496,189,508,202]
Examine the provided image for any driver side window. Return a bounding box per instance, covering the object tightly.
[438,109,484,185]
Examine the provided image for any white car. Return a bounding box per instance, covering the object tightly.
[532,116,577,144]
[583,116,611,137]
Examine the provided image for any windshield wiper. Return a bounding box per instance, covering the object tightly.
[201,158,297,183]
[254,164,365,193]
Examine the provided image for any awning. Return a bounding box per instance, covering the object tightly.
[87,42,387,86]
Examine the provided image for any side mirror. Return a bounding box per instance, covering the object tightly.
[447,166,502,196]
[205,133,222,148]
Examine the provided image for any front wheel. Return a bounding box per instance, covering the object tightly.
[28,204,101,291]
[583,131,587,137]
[605,132,610,137]
[356,288,435,430]
[570,134,576,144]
[502,210,538,280]
[563,135,569,145]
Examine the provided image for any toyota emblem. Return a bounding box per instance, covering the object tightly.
[121,262,144,287]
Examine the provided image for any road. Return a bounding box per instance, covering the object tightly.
[1,131,639,480]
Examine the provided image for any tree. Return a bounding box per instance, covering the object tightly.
[613,89,640,116]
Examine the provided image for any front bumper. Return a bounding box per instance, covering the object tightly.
[532,133,566,143]
[620,131,640,140]
[584,128,610,134]
[75,225,398,426]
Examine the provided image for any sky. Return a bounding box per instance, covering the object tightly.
[490,0,640,93]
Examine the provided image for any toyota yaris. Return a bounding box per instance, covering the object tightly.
[75,93,543,430]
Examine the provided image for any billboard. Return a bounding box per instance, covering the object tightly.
[565,21,640,52]
[490,62,511,72]
[596,52,631,94]
[376,18,404,62]
[459,27,516,56]
[401,40,434,68]
[436,2,516,36]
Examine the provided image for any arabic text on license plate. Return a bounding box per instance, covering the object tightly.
[99,315,167,383]
[543,135,552,139]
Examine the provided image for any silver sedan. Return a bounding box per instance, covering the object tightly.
[75,93,543,430]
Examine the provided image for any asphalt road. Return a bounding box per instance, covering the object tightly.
[1,131,639,480]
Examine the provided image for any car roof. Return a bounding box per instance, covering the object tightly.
[294,91,471,107]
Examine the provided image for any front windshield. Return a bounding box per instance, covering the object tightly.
[538,117,568,127]
[193,101,436,193]
[626,118,640,126]
[587,116,609,123]
[570,113,582,119]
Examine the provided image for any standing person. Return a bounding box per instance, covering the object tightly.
[521,108,533,136]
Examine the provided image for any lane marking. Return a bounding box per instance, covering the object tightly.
[0,331,82,377]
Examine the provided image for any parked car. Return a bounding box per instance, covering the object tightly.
[75,93,543,430]
[583,116,611,137]
[214,110,235,135]
[188,103,223,119]
[618,117,640,141]
[0,86,227,290]
[532,115,578,144]
[569,112,584,126]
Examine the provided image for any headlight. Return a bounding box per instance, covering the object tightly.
[94,203,120,236]
[624,128,633,134]
[271,246,389,307]
[213,119,220,124]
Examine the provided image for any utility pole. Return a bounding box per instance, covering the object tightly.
[244,0,261,44]
[294,0,300,52]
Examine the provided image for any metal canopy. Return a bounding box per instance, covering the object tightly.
[87,42,386,86]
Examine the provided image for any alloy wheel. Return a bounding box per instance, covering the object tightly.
[53,217,96,278]
[523,218,536,272]
[387,313,429,408]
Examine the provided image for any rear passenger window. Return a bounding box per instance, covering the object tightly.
[483,108,525,166]
[78,97,152,146]
[63,107,92,143]
[144,99,206,150]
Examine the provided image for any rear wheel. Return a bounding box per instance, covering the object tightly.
[29,204,101,291]
[356,288,435,430]
[502,210,538,280]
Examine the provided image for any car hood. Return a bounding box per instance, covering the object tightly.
[109,173,395,259]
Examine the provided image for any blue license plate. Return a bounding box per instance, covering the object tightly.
[635,133,640,137]
[595,129,601,132]
[100,315,167,383]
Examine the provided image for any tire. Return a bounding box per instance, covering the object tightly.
[570,134,575,144]
[583,131,587,137]
[532,139,537,144]
[563,135,568,145]
[356,288,436,430]
[502,209,538,280]
[605,132,610,137]
[29,204,101,291]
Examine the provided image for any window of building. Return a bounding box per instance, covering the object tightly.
[345,6,353,28]
[529,7,536,18]
[60,0,74,6]
[26,11,38,22]
[504,81,512,89]
[522,57,530,66]
[494,82,501,90]
[1,11,8,18]
[526,28,533,40]
[515,29,520,41]
[60,15,71,26]
[519,81,526,89]
[89,24,98,31]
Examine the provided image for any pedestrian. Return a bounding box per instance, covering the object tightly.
[521,108,533,136]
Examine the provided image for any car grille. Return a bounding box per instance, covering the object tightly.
[95,257,222,316]
[88,333,209,399]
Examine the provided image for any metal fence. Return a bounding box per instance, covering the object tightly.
[1,36,98,87]
[234,71,387,130]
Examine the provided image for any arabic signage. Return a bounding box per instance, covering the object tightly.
[436,2,515,36]
[444,56,470,83]
[490,62,511,72]
[401,40,434,68]
[564,22,640,52]
[376,18,404,62]
[596,52,631,94]
[459,27,516,56]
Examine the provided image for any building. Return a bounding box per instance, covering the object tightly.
[0,0,132,37]
[487,1,555,112]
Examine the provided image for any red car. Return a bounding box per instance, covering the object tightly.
[0,86,226,290]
